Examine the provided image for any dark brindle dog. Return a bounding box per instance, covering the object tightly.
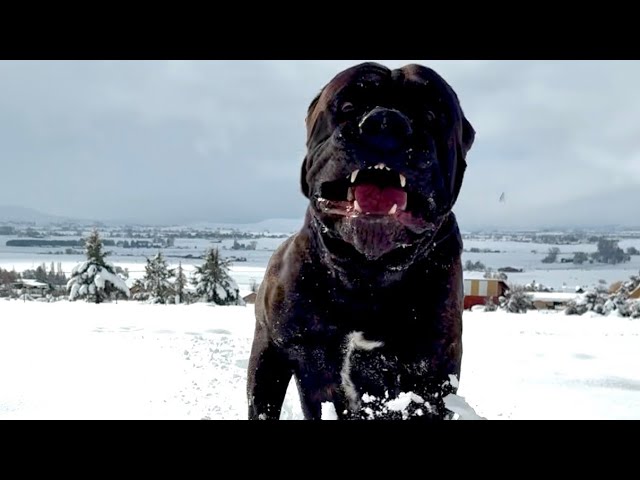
[247,62,475,420]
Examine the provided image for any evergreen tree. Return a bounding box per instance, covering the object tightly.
[86,229,109,267]
[67,229,130,304]
[35,263,48,283]
[139,252,175,304]
[572,251,589,265]
[591,238,630,264]
[541,247,560,264]
[192,248,241,305]
[174,262,188,304]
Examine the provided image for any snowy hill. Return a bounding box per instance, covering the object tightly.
[0,205,78,225]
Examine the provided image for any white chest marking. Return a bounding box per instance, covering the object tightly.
[341,331,384,410]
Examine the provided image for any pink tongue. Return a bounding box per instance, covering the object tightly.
[354,184,407,214]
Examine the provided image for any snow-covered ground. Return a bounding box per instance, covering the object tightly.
[1,300,639,420]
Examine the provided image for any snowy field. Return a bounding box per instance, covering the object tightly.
[1,300,639,420]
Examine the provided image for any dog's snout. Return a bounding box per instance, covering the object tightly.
[359,107,412,152]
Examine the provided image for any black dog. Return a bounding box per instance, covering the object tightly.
[247,62,475,420]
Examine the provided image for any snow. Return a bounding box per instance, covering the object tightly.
[443,393,485,420]
[71,261,89,276]
[215,284,228,301]
[1,301,640,419]
[94,269,130,296]
[321,402,338,420]
[386,392,425,411]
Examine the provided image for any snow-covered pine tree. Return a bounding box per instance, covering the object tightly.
[192,248,241,305]
[139,252,175,304]
[174,261,188,304]
[67,229,130,304]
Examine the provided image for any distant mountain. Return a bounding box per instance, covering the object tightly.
[0,205,299,233]
[0,205,80,225]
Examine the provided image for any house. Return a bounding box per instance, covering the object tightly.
[12,279,52,297]
[529,291,581,310]
[463,278,509,309]
[243,292,257,304]
[609,280,640,299]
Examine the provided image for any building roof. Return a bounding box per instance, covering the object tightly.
[529,292,581,303]
[14,279,49,288]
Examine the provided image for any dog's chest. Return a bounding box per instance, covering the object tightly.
[307,283,427,335]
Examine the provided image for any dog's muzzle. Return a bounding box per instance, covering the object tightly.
[358,107,413,153]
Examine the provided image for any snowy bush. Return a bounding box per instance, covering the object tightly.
[565,272,640,317]
[483,296,498,312]
[500,285,533,313]
[565,291,602,315]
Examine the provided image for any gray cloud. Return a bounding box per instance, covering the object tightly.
[0,60,639,229]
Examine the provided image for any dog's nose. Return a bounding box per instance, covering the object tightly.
[359,107,412,152]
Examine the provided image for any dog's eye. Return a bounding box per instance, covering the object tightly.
[340,102,355,114]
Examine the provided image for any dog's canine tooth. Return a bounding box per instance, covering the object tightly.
[399,174,406,188]
[350,170,359,183]
[354,200,362,212]
[375,163,386,170]
[388,204,398,215]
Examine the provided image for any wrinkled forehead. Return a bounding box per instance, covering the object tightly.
[320,62,391,104]
[305,62,457,138]
[305,63,389,133]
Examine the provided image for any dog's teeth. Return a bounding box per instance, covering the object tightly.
[399,174,406,188]
[388,204,398,215]
[350,170,359,183]
[384,166,390,171]
[354,200,362,212]
[375,163,386,170]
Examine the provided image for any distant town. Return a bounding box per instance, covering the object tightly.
[0,221,290,256]
[3,220,640,246]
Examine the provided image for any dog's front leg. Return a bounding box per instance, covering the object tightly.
[292,345,350,420]
[247,323,293,420]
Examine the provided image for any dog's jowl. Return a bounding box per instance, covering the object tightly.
[247,62,475,420]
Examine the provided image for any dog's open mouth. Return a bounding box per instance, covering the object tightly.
[316,163,432,231]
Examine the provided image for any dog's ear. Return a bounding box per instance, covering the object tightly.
[301,91,323,199]
[461,115,475,155]
[449,114,475,208]
[301,155,310,198]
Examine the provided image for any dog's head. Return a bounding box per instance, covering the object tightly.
[301,62,475,263]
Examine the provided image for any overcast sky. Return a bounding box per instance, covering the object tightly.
[0,60,638,230]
